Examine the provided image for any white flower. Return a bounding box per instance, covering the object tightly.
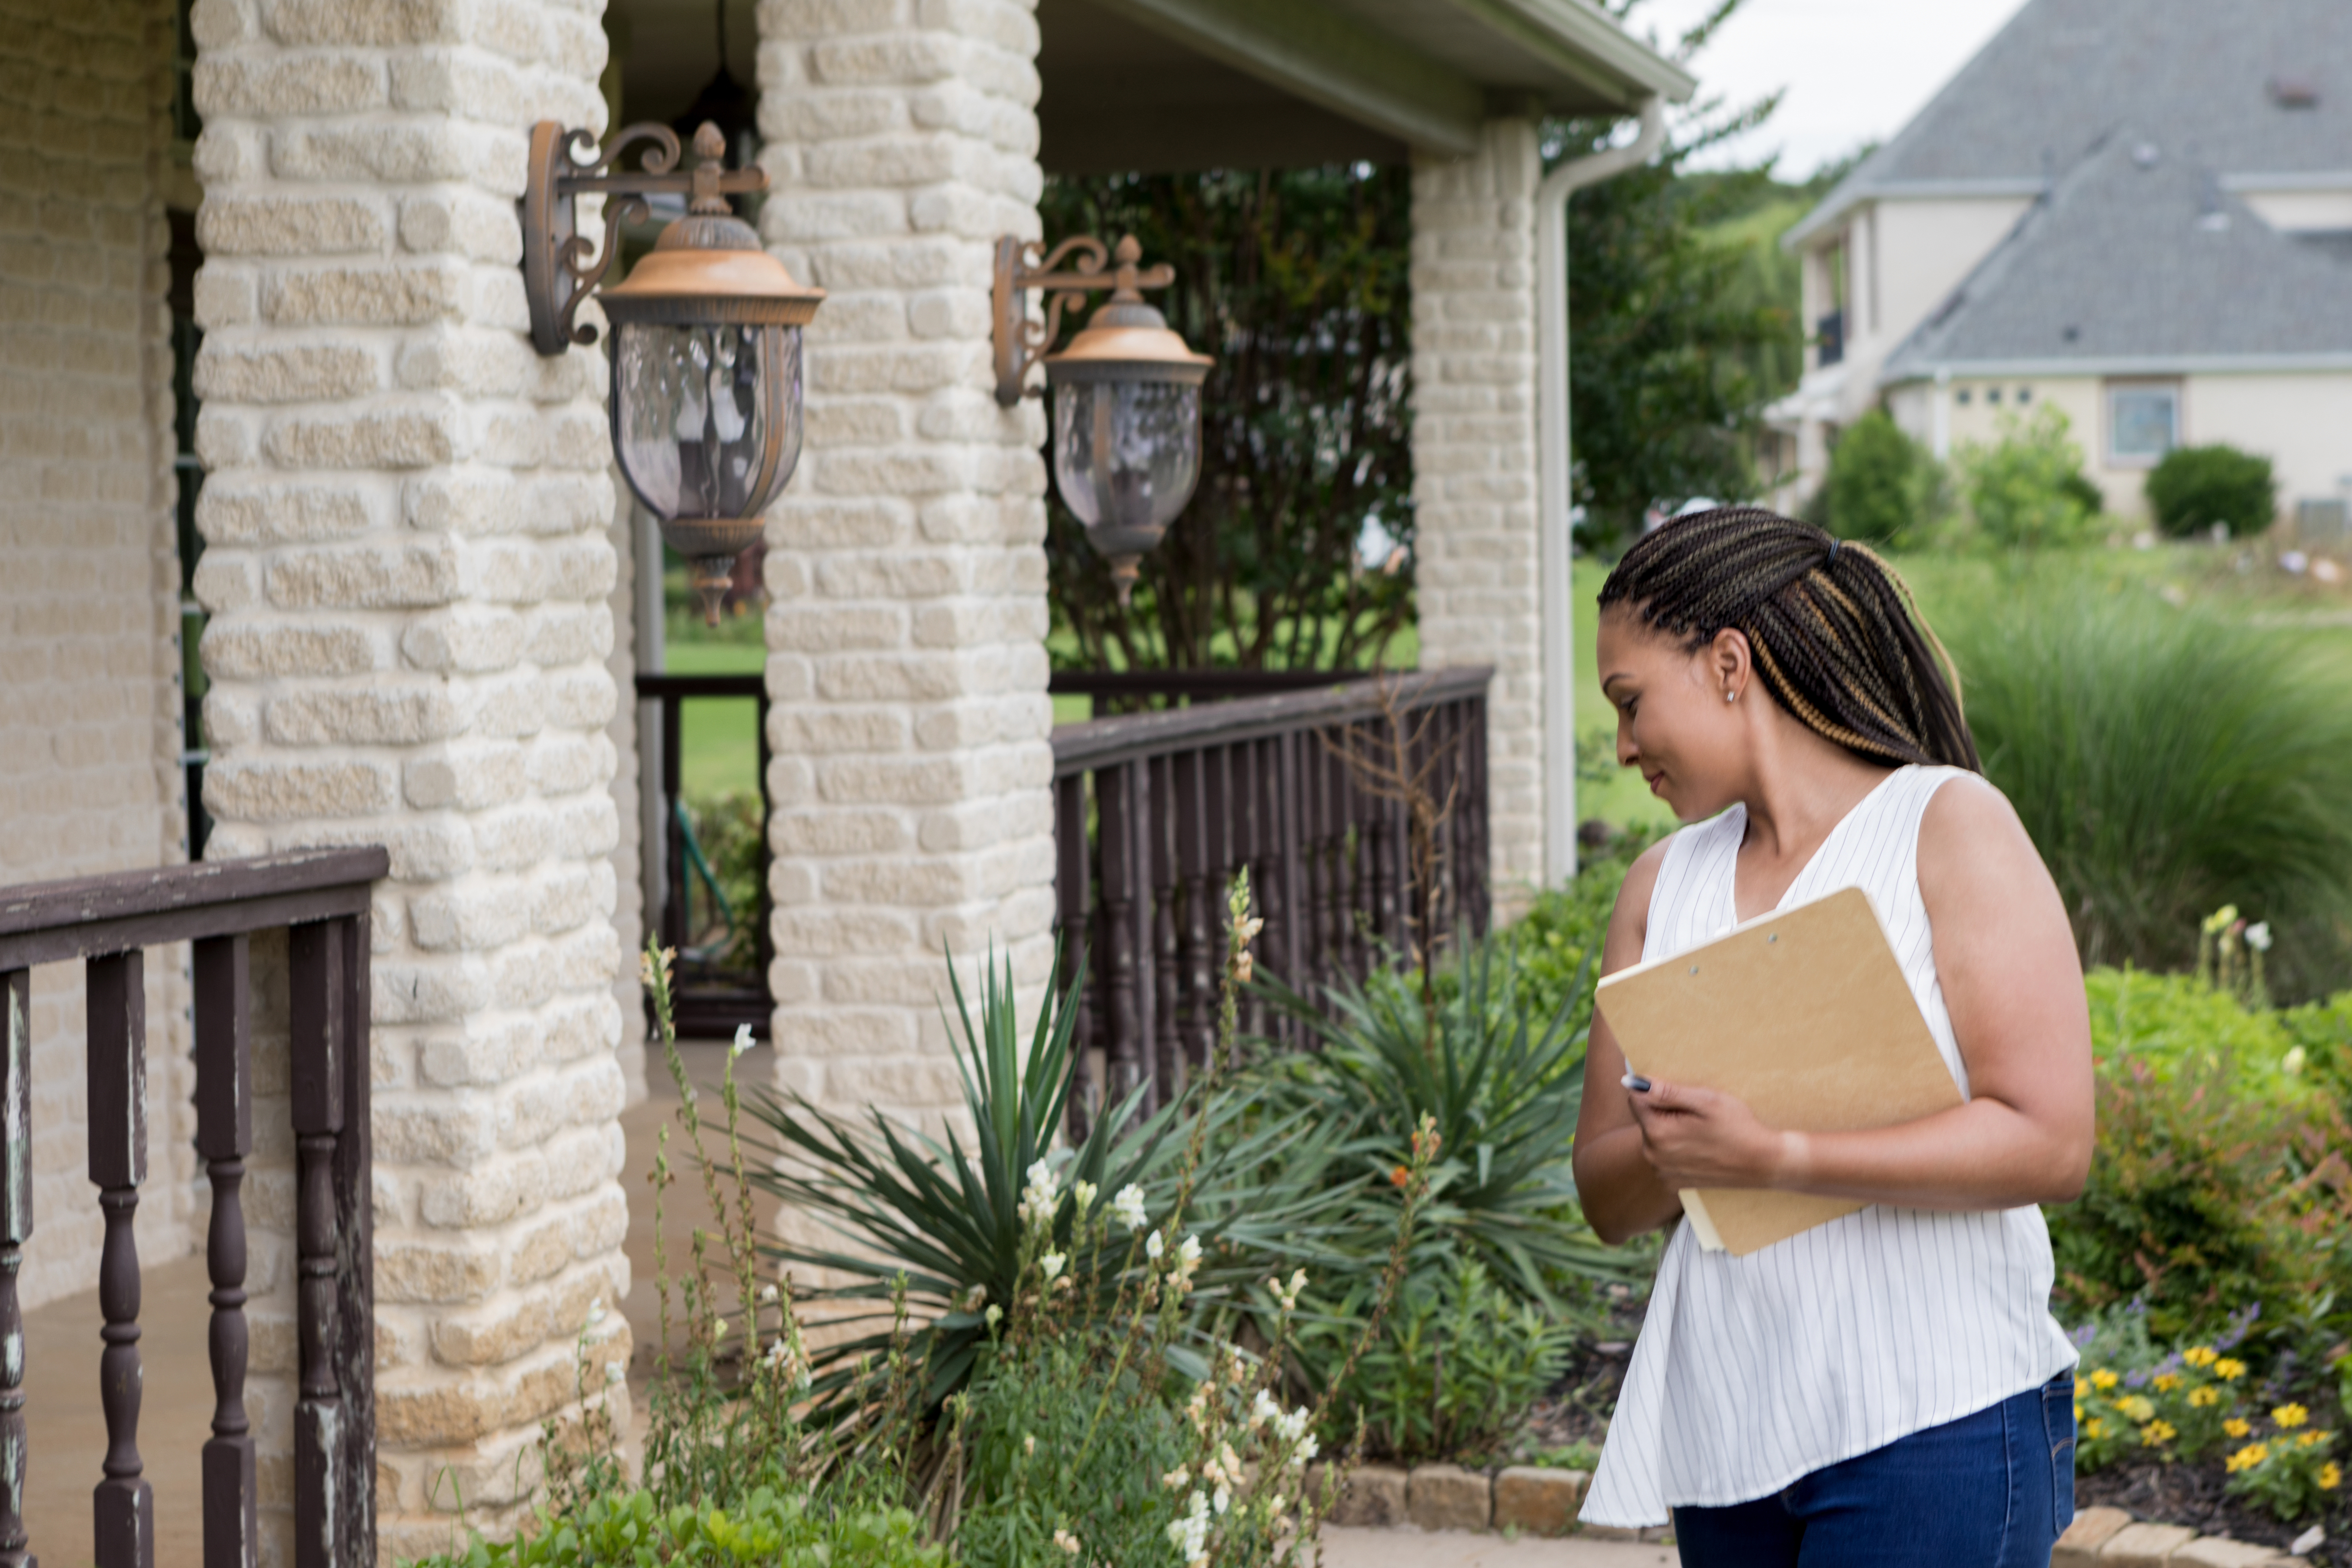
[962,1283,988,1311]
[2247,922,2274,953]
[1072,1179,1098,1216]
[760,1283,778,1303]
[1053,1529,1081,1555]
[1025,1434,1036,1456]
[583,1300,607,1330]
[1274,1405,1311,1443]
[985,1304,1003,1328]
[1274,1267,1308,1311]
[1146,1230,1165,1261]
[1110,1183,1148,1231]
[1291,1432,1319,1468]
[1019,1159,1060,1226]
[1041,1252,1066,1283]
[1178,1234,1202,1268]
[2286,1046,2308,1076]
[1250,1388,1280,1428]
[605,1361,626,1385]
[711,1317,728,1341]
[732,1023,756,1057]
[1166,1491,1212,1560]
[1162,1466,1190,1491]
[1213,1485,1231,1516]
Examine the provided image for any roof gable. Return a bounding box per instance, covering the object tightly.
[1790,0,2352,247]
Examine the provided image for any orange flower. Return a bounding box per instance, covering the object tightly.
[1388,1166,1410,1188]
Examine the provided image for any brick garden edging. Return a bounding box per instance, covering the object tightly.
[1319,1470,2322,1562]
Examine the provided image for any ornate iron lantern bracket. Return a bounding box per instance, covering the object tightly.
[991,233,1176,406]
[520,121,771,356]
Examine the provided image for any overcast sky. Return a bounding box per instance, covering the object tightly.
[1626,0,2034,179]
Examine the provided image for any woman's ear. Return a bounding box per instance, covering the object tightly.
[1708,628,1754,704]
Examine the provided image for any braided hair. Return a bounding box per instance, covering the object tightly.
[1598,507,1980,772]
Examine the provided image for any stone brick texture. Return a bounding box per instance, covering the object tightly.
[1410,119,1545,920]
[0,0,203,1307]
[186,0,633,1554]
[753,0,1057,1161]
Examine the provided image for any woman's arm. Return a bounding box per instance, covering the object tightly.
[1571,840,1690,1243]
[1625,775,2094,1211]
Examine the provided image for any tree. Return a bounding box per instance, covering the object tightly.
[1039,166,1415,673]
[1554,0,1800,554]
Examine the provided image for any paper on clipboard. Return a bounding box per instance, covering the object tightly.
[1594,885,1963,1257]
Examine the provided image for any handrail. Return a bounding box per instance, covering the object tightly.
[1052,666,1493,774]
[0,847,386,969]
[1047,668,1371,702]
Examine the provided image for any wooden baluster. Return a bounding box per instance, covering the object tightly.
[328,914,375,1568]
[0,968,30,1568]
[1465,693,1492,934]
[1098,764,1145,1117]
[289,924,344,1568]
[1260,735,1297,1049]
[1314,734,1345,995]
[1174,750,1214,1076]
[87,951,151,1568]
[1053,773,1097,1139]
[1148,755,1183,1096]
[195,935,255,1568]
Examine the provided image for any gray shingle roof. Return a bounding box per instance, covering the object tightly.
[1879,132,2352,378]
[1789,0,2352,247]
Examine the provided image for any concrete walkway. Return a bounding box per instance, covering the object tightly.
[1322,1526,1677,1566]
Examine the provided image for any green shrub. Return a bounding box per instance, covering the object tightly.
[1955,406,2099,549]
[2087,968,2311,1103]
[1500,827,1663,1049]
[1821,409,1938,543]
[2146,444,2278,539]
[2045,1009,2352,1341]
[1946,587,2352,998]
[414,1479,947,1568]
[1293,1256,1575,1462]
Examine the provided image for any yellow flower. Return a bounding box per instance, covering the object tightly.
[2118,1396,2156,1424]
[2215,1358,2248,1382]
[2183,1346,2218,1368]
[2273,1404,2310,1429]
[2084,1417,2109,1439]
[2140,1419,2177,1446]
[2300,1432,2327,1449]
[2227,1443,2271,1474]
[2089,1368,2120,1390]
[2188,1387,2220,1408]
[2225,1418,2252,1438]
[2152,1373,2182,1392]
[2322,1462,2342,1491]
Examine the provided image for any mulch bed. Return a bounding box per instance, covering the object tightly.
[2078,1459,2344,1564]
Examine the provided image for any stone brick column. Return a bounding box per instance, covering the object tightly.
[185,0,631,1551]
[754,0,1058,1132]
[1410,119,1546,919]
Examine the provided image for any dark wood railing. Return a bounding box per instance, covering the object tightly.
[1051,667,1493,1131]
[636,673,773,1040]
[0,847,382,1568]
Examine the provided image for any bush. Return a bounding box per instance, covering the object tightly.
[1821,410,1938,543]
[2147,444,2278,539]
[1293,1256,1575,1462]
[2044,981,2352,1342]
[1955,406,2099,549]
[1946,587,2352,999]
[1507,827,1664,1045]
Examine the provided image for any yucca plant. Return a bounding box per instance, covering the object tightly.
[743,942,1354,1412]
[1945,586,2352,1000]
[1253,931,1639,1310]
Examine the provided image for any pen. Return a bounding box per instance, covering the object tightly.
[1622,1073,1651,1093]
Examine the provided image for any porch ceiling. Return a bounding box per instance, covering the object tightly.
[606,0,1692,176]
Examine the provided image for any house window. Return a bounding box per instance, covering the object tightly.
[1955,388,1972,406]
[1987,387,2002,405]
[2017,386,2033,404]
[2108,382,2180,464]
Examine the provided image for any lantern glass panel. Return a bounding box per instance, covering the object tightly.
[1051,380,1201,535]
[613,321,803,521]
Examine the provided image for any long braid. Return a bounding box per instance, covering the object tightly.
[1599,507,1980,771]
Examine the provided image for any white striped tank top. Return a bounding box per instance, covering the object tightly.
[1580,765,2079,1527]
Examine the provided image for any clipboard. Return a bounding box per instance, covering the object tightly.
[1593,885,1963,1256]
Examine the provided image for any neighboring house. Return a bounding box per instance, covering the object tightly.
[0,0,1688,1558]
[1770,0,2352,532]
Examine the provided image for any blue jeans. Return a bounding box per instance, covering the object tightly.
[1673,1374,2076,1568]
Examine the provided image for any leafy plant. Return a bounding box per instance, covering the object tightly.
[2147,444,2278,539]
[1945,586,2352,998]
[1820,409,1940,544]
[1293,1255,1575,1462]
[742,940,1352,1413]
[1501,826,1665,1046]
[2071,1304,2269,1472]
[1954,406,2098,550]
[1257,931,1638,1311]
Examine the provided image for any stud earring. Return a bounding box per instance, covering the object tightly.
[1725,690,1736,704]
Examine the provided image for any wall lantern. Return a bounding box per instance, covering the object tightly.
[521,120,824,624]
[992,234,1212,604]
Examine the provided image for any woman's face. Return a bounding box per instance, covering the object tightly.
[1594,605,1752,823]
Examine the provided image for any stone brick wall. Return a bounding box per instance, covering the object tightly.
[184,0,634,1551]
[604,477,645,1103]
[753,0,1058,1140]
[1410,119,1547,919]
[0,0,202,1308]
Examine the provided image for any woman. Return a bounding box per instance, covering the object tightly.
[1573,508,2092,1566]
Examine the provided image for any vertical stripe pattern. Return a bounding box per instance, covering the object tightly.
[1581,766,2079,1527]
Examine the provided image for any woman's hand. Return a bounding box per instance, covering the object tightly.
[1626,1080,1793,1190]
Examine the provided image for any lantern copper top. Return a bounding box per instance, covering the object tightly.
[1043,237,1212,386]
[598,213,825,329]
